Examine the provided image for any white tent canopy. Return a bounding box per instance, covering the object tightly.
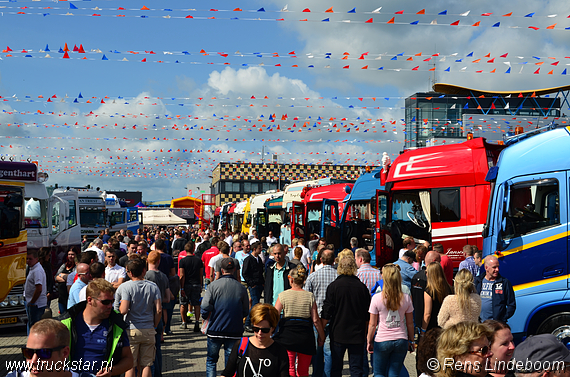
[140,209,186,225]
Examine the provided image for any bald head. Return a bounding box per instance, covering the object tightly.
[76,263,90,283]
[424,251,441,265]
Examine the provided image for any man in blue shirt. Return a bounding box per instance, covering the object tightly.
[458,245,479,277]
[393,250,417,290]
[474,255,516,323]
[67,263,91,309]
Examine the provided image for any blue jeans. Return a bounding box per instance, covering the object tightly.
[331,341,365,377]
[152,320,164,377]
[26,304,45,335]
[312,324,332,377]
[164,300,175,334]
[206,337,236,377]
[373,339,408,377]
[245,285,263,327]
[58,302,67,316]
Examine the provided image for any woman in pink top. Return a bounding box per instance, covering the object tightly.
[367,263,414,377]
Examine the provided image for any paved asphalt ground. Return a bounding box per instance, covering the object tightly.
[0,301,417,377]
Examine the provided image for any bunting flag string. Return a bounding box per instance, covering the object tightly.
[5,44,570,64]
[2,53,568,75]
[0,10,568,31]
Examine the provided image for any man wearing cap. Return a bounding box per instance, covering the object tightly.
[394,249,418,290]
[513,334,570,377]
[201,258,249,377]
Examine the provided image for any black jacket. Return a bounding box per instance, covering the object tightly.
[242,254,265,287]
[474,273,516,323]
[321,275,370,345]
[264,261,296,305]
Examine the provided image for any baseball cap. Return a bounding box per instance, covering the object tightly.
[221,258,235,271]
[513,334,570,372]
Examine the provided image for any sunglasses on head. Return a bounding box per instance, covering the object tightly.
[468,345,490,357]
[93,297,114,305]
[22,346,65,359]
[252,326,271,334]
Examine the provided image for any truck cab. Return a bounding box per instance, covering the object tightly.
[386,138,503,267]
[482,124,570,344]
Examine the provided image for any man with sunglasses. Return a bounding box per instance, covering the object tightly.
[8,319,76,377]
[60,279,133,377]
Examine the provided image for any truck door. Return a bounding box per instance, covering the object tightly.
[374,190,393,267]
[291,202,305,239]
[49,195,69,241]
[322,199,340,250]
[256,208,267,237]
[494,173,566,290]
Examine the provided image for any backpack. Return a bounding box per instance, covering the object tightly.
[233,336,250,377]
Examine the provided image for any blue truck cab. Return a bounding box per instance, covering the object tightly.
[482,124,570,344]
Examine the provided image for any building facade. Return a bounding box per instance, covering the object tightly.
[405,84,563,148]
[211,162,365,206]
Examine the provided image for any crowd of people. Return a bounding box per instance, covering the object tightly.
[17,226,567,377]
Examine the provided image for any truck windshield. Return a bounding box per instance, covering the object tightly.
[80,209,106,227]
[25,197,48,228]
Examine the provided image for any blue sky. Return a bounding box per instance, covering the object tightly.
[1,0,569,200]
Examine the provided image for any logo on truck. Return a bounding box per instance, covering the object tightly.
[392,152,448,179]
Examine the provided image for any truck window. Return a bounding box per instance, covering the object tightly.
[110,211,125,225]
[432,189,460,222]
[503,179,559,239]
[25,198,48,228]
[52,201,61,234]
[67,200,77,227]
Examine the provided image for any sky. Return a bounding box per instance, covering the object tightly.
[1,0,569,201]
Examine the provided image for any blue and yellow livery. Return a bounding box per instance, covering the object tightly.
[483,124,570,344]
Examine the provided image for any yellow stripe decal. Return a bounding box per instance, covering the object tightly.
[514,274,570,292]
[498,231,569,258]
[0,181,25,187]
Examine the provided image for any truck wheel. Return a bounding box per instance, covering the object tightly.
[536,313,570,347]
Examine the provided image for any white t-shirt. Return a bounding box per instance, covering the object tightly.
[266,236,277,247]
[299,245,311,269]
[398,248,407,259]
[105,264,127,284]
[225,235,233,247]
[209,254,223,269]
[79,285,87,302]
[86,246,105,264]
[24,263,47,308]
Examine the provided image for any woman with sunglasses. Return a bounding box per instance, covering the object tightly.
[55,249,78,315]
[367,263,414,377]
[222,303,289,377]
[274,265,325,377]
[438,322,494,377]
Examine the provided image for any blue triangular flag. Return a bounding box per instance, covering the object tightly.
[464,103,469,109]
[410,20,419,25]
[562,69,567,75]
[397,52,404,56]
[438,10,447,15]
[322,18,329,22]
[257,7,265,12]
[45,44,50,52]
[524,13,535,17]
[466,52,473,57]
[73,98,78,103]
[378,67,384,70]
[505,67,511,74]
[455,59,463,62]
[78,92,83,98]
[102,54,108,60]
[492,22,500,27]
[70,3,78,9]
[58,47,64,53]
[347,8,356,13]
[391,56,397,60]
[444,67,450,72]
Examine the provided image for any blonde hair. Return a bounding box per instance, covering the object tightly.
[382,264,403,311]
[30,319,70,348]
[86,278,115,300]
[289,265,308,286]
[426,262,452,303]
[454,269,475,310]
[338,248,355,264]
[337,256,358,276]
[250,303,280,329]
[437,322,493,377]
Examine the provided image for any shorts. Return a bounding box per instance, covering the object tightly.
[180,284,202,306]
[128,328,156,367]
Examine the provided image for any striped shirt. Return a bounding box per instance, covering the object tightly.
[304,265,338,316]
[357,264,382,293]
